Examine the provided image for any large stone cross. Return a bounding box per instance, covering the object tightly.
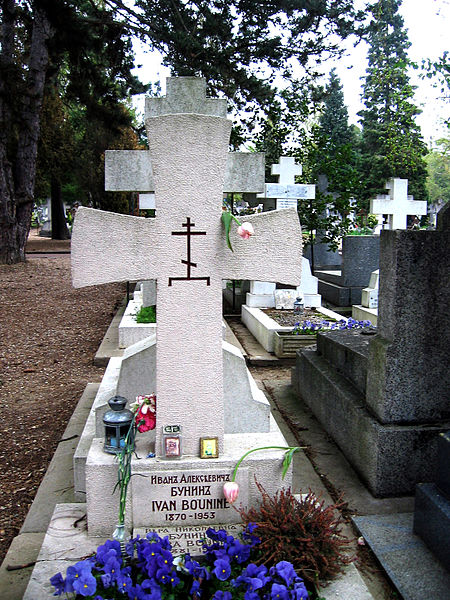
[72,77,302,458]
[370,178,427,230]
[258,156,315,210]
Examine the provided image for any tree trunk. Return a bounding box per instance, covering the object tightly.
[51,176,70,240]
[0,5,53,263]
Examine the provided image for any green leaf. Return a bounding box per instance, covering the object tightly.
[221,211,234,252]
[281,447,300,479]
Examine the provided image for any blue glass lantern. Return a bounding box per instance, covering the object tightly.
[103,396,134,454]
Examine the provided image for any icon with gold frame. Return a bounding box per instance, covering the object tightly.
[200,437,219,459]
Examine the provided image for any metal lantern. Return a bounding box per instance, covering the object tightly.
[103,395,134,454]
[293,296,304,316]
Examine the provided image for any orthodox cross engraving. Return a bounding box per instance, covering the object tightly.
[169,217,210,286]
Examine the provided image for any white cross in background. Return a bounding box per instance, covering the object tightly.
[257,156,315,210]
[370,178,427,230]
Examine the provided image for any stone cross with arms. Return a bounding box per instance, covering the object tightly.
[370,177,427,230]
[258,156,315,211]
[72,77,302,457]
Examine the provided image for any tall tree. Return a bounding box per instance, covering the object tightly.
[0,0,143,263]
[358,0,428,205]
[425,138,450,207]
[294,69,361,270]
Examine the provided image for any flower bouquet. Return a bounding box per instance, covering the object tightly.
[50,526,310,599]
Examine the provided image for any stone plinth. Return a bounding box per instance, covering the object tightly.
[316,236,380,306]
[86,426,293,536]
[366,230,450,424]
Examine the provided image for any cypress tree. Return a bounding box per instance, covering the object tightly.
[358,0,428,204]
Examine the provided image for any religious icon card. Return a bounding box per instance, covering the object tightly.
[200,437,219,459]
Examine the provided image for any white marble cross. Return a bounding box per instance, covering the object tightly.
[72,78,302,458]
[257,156,315,210]
[370,178,427,230]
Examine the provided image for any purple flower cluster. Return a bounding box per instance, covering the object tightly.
[203,527,308,600]
[293,317,372,336]
[50,526,308,599]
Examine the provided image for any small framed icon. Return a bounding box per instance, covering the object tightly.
[200,437,219,459]
[164,435,181,458]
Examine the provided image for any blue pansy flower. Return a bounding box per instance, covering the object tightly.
[212,592,232,600]
[227,540,251,564]
[271,561,297,586]
[292,580,309,599]
[69,562,97,597]
[214,557,232,581]
[50,572,65,595]
[270,582,290,600]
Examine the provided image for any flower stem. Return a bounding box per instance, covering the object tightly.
[231,446,304,482]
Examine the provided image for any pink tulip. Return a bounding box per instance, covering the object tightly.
[237,222,254,239]
[223,481,239,503]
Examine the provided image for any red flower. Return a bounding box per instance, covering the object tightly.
[136,406,156,432]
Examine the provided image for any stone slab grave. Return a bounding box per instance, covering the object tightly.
[316,235,380,306]
[241,304,344,354]
[370,177,427,230]
[71,76,303,538]
[352,269,379,326]
[293,207,450,496]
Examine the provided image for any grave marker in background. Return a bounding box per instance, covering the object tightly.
[370,178,427,230]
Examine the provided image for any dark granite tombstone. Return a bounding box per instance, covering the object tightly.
[315,235,380,306]
[293,205,450,496]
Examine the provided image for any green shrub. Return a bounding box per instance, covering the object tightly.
[135,305,156,323]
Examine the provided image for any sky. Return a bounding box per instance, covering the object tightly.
[132,0,449,144]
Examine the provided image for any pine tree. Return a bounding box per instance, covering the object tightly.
[358,0,428,204]
[298,69,360,269]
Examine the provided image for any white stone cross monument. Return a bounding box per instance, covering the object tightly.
[72,78,302,460]
[258,156,315,210]
[370,178,427,230]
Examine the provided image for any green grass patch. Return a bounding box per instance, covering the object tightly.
[135,305,156,323]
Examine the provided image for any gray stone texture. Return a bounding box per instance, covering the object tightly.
[316,235,380,305]
[353,512,450,600]
[366,229,450,424]
[436,199,450,231]
[316,329,369,396]
[413,483,450,571]
[436,431,450,497]
[304,240,341,269]
[294,345,447,497]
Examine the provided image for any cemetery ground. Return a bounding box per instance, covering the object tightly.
[0,234,126,566]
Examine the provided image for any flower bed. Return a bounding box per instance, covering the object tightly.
[241,305,346,354]
[50,526,313,599]
[273,317,373,358]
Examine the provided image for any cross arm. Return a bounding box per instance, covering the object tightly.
[220,208,302,285]
[71,207,161,288]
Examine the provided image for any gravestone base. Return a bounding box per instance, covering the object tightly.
[352,305,378,327]
[246,292,276,308]
[85,427,294,537]
[316,275,365,306]
[293,339,450,497]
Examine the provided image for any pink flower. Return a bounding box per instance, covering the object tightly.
[223,481,239,503]
[237,222,254,239]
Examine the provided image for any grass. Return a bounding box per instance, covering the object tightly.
[134,305,156,323]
